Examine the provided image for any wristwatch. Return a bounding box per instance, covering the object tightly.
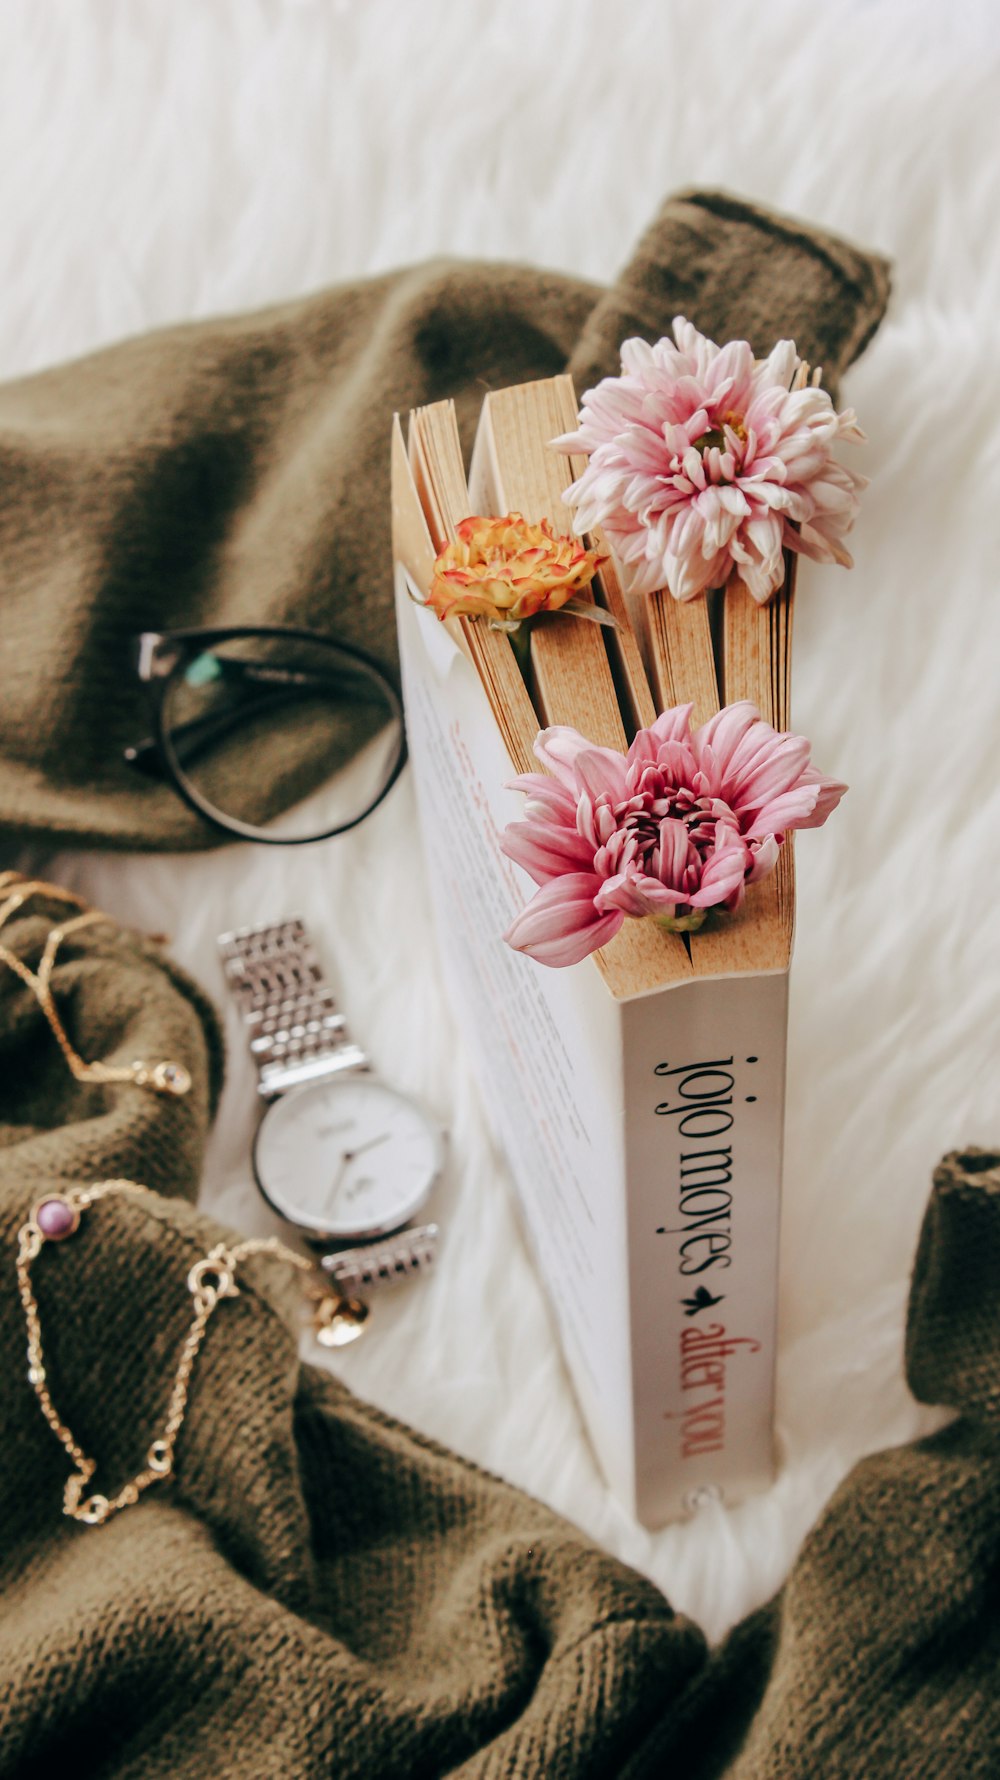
[217,918,444,1337]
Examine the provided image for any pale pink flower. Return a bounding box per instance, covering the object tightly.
[553,318,866,604]
[501,703,845,967]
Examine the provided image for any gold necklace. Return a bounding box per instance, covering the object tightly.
[0,874,191,1095]
[5,875,359,1506]
[16,1179,315,1526]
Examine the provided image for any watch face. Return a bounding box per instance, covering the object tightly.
[253,1075,442,1240]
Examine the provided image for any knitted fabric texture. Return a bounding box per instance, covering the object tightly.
[0,188,889,849]
[10,190,989,1778]
[0,898,706,1778]
[1,907,997,1777]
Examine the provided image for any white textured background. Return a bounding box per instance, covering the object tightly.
[5,0,999,1644]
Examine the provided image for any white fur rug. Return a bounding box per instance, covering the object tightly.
[4,0,999,1645]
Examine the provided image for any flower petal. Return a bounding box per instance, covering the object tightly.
[786,768,848,829]
[503,874,623,967]
[594,871,654,918]
[727,732,813,815]
[500,819,595,885]
[656,818,694,889]
[570,745,631,804]
[745,833,781,883]
[627,704,695,771]
[694,702,761,783]
[689,834,750,907]
[505,772,579,825]
[597,872,690,918]
[533,725,601,789]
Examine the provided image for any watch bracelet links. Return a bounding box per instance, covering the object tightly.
[217,918,367,1096]
[322,1223,440,1298]
[218,917,441,1302]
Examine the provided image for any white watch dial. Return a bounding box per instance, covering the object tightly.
[253,1075,442,1240]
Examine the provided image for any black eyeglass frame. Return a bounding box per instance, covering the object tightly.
[126,625,407,846]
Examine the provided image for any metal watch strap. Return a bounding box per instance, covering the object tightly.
[321,1223,440,1298]
[218,918,367,1096]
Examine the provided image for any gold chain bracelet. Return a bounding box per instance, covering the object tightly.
[0,873,191,1095]
[16,1180,315,1527]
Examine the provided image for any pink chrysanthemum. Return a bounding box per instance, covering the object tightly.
[553,318,866,604]
[501,702,846,967]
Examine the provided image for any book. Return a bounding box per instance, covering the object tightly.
[393,376,795,1525]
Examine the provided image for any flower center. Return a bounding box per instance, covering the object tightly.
[694,410,747,456]
[597,783,721,882]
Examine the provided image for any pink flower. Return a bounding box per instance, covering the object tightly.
[501,703,846,967]
[553,318,866,604]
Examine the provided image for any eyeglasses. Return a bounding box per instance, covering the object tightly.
[125,626,406,845]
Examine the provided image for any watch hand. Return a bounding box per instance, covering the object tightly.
[329,1134,389,1207]
[344,1133,390,1162]
[330,1153,352,1203]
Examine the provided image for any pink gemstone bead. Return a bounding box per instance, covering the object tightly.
[36,1197,77,1240]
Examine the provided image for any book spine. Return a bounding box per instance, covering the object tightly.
[621,971,787,1523]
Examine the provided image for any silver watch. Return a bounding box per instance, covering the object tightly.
[217,918,443,1304]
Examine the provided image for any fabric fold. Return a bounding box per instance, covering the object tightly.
[0,897,705,1779]
[0,188,890,849]
[1,904,997,1777]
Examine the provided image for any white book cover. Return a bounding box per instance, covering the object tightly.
[392,427,787,1525]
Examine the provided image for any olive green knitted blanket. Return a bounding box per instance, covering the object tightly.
[0,894,997,1778]
[0,189,888,849]
[6,190,994,1778]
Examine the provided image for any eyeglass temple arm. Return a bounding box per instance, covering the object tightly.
[125,660,400,778]
[126,639,401,777]
[139,649,386,698]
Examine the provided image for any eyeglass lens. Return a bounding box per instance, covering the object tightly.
[161,634,403,842]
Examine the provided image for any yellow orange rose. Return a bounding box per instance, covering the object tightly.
[427,514,605,627]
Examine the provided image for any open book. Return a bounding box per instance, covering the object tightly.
[392,376,795,1523]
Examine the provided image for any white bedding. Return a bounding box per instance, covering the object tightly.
[4,0,999,1644]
